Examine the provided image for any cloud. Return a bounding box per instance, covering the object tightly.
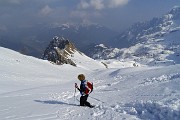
[91,0,104,10]
[70,10,102,24]
[78,0,130,10]
[108,0,129,8]
[39,5,53,16]
[79,0,90,9]
[0,0,22,4]
[78,0,104,10]
[9,0,22,4]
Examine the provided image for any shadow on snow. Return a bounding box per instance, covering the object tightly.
[34,100,78,106]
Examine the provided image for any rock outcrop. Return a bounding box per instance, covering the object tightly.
[42,36,77,66]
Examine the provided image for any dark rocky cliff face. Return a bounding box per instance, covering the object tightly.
[42,36,77,66]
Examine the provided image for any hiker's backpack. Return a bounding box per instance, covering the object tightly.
[84,81,93,94]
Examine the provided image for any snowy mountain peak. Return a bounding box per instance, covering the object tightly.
[95,44,108,49]
[111,6,180,49]
[58,23,103,31]
[168,6,180,20]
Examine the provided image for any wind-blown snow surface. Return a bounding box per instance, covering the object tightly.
[0,47,180,120]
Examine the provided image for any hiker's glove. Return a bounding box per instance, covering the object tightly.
[75,83,78,88]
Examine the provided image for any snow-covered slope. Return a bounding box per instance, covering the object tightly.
[0,47,104,92]
[0,47,180,120]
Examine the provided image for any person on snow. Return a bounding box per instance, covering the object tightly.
[75,74,94,108]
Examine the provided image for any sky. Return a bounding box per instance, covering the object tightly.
[0,0,180,32]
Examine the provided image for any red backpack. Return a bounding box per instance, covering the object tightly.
[84,81,93,94]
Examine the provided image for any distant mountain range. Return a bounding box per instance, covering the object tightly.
[0,23,118,58]
[90,6,180,66]
[1,6,180,67]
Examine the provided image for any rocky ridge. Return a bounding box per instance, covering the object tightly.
[42,36,77,66]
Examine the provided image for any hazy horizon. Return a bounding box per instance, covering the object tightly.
[0,0,180,32]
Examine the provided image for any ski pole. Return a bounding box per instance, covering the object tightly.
[89,96,105,103]
[74,83,77,103]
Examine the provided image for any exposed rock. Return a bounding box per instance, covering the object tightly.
[42,36,77,66]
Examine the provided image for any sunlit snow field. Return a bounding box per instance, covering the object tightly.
[0,47,180,120]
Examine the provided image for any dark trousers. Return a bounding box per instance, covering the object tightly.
[80,95,91,107]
